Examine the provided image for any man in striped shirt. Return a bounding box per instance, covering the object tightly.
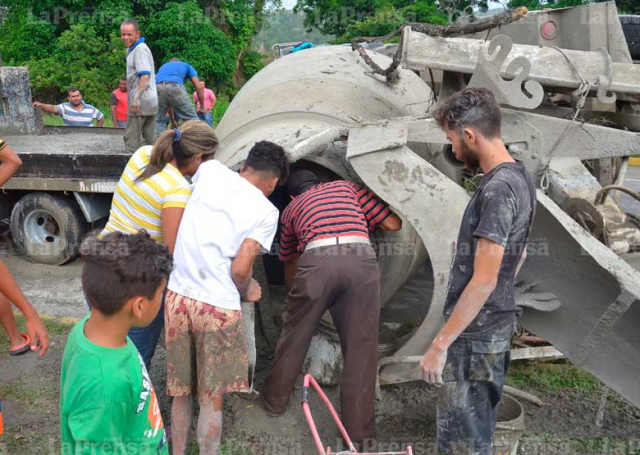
[262,170,402,448]
[33,87,104,127]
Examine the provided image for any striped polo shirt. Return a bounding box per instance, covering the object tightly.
[102,146,191,242]
[55,102,104,127]
[279,180,391,261]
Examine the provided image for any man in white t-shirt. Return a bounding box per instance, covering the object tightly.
[166,141,289,455]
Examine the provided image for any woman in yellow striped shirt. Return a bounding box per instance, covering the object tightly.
[97,120,219,367]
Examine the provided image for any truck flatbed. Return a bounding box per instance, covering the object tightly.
[3,127,130,193]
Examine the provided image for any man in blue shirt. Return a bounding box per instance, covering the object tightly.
[155,58,206,134]
[33,87,104,127]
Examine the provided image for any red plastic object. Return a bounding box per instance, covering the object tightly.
[302,374,413,455]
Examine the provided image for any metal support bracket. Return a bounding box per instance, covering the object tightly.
[596,48,617,104]
[467,34,544,109]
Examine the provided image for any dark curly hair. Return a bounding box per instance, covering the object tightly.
[432,88,502,139]
[243,141,290,185]
[81,231,173,316]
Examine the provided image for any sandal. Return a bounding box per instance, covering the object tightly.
[9,333,31,356]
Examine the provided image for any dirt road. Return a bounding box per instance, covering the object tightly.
[1,168,639,454]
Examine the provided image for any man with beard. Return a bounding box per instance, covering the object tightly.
[33,87,104,127]
[420,88,536,455]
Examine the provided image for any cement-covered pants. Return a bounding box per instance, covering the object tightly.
[437,321,516,455]
[124,115,157,153]
[155,83,198,134]
[262,243,381,444]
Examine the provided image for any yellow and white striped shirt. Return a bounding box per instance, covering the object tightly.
[102,146,191,242]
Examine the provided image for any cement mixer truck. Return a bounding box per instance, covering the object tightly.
[1,1,639,412]
[214,1,640,410]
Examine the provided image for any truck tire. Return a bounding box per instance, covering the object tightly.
[620,15,640,60]
[10,193,87,265]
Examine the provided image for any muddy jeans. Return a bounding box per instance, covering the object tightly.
[155,83,198,134]
[437,321,516,455]
[262,243,381,444]
[124,115,157,153]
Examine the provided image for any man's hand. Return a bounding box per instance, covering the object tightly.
[25,312,49,357]
[33,102,42,109]
[130,98,141,115]
[244,278,262,302]
[420,344,447,386]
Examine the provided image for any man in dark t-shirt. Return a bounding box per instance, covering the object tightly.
[420,88,536,455]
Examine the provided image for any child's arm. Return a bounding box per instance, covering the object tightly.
[0,259,49,356]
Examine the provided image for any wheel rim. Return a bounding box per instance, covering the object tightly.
[23,210,62,251]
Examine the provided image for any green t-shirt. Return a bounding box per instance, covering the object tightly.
[60,315,168,455]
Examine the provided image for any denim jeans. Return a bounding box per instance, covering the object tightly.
[197,112,213,128]
[85,288,166,370]
[155,83,198,134]
[116,120,127,128]
[437,320,516,455]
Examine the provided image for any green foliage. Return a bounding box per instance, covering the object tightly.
[0,0,275,102]
[145,1,237,89]
[437,0,488,23]
[27,24,126,107]
[507,0,606,11]
[294,0,451,37]
[254,9,334,50]
[0,10,56,63]
[337,2,447,41]
[240,50,266,80]
[617,0,640,14]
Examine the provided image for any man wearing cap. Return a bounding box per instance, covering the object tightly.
[155,58,206,134]
[261,170,402,448]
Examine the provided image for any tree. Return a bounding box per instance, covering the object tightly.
[339,2,447,41]
[436,0,488,23]
[507,0,606,11]
[294,0,455,37]
[145,2,237,89]
[27,24,126,106]
[197,0,282,87]
[254,9,334,50]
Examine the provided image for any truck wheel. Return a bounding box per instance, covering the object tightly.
[10,193,87,265]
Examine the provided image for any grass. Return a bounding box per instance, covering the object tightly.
[42,96,231,129]
[507,360,602,393]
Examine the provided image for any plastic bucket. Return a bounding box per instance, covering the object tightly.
[493,394,526,455]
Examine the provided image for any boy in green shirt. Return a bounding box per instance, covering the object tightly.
[60,231,173,455]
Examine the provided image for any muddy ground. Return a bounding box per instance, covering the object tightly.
[1,239,639,455]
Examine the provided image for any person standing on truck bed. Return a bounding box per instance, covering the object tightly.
[121,19,158,153]
[33,87,104,127]
[155,58,206,134]
[110,77,129,128]
[420,88,536,455]
[0,138,50,360]
[261,170,402,449]
[98,120,219,369]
